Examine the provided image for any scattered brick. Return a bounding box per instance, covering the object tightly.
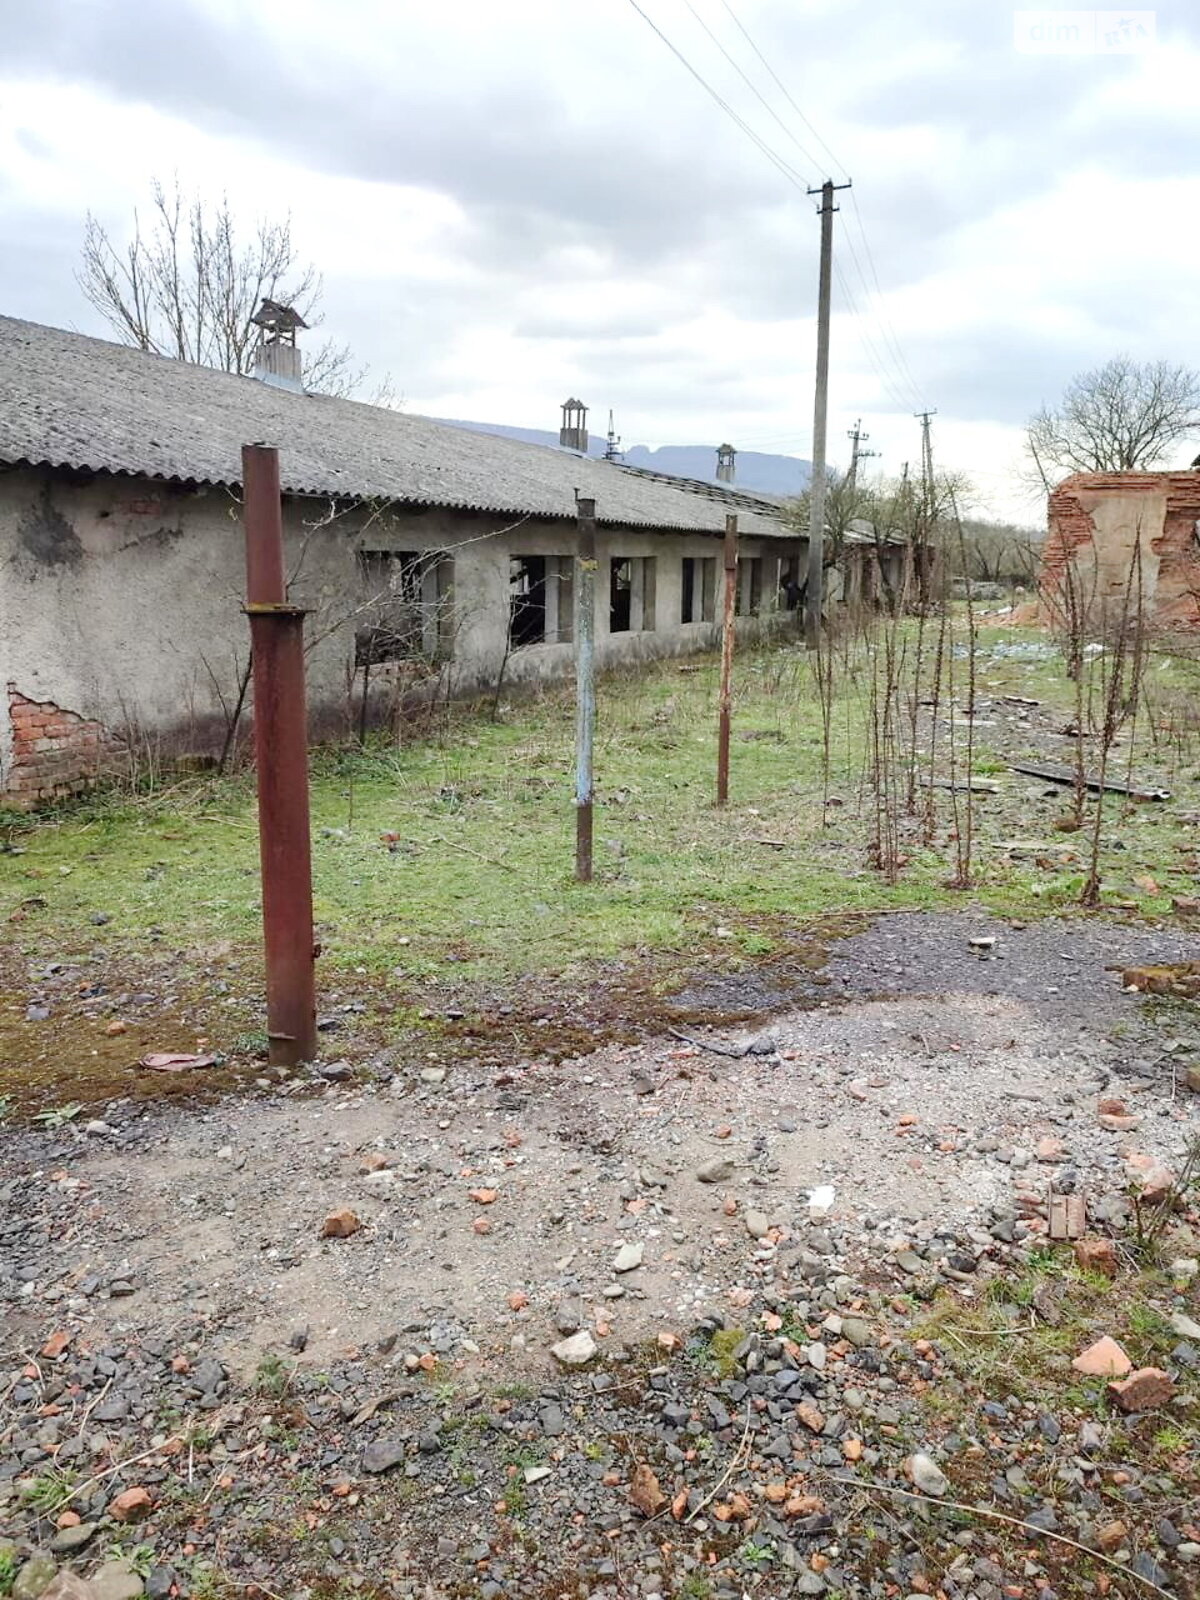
[1073,1237,1119,1277]
[795,1401,825,1434]
[1071,1336,1131,1377]
[1107,1367,1174,1414]
[320,1208,361,1239]
[109,1486,152,1521]
[1048,1194,1086,1240]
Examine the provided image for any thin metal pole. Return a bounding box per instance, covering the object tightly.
[242,443,318,1067]
[805,178,851,649]
[716,514,738,806]
[574,496,597,882]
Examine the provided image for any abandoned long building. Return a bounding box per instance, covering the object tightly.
[0,314,801,805]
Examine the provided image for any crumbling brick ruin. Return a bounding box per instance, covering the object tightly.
[1042,471,1200,630]
[5,684,125,808]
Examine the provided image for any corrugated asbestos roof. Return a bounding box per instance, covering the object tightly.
[0,315,790,538]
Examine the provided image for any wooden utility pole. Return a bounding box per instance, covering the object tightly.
[845,418,878,495]
[716,514,738,806]
[914,409,937,499]
[574,495,598,881]
[913,410,938,607]
[804,177,851,650]
[241,444,318,1068]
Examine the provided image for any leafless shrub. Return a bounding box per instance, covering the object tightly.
[78,176,385,398]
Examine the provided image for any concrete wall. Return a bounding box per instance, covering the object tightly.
[0,466,793,802]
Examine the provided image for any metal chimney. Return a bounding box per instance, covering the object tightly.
[252,299,307,393]
[560,398,588,453]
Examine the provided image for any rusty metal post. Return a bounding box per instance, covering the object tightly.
[574,496,598,881]
[717,513,738,806]
[242,443,318,1067]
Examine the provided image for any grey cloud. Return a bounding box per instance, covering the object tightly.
[2,0,782,276]
[513,310,677,341]
[3,0,1198,469]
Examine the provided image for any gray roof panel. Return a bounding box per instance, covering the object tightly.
[0,316,789,538]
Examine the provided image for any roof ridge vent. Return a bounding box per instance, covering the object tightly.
[252,300,307,393]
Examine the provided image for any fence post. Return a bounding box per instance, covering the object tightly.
[717,514,738,806]
[242,443,318,1067]
[574,496,598,881]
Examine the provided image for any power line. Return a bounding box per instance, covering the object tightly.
[715,0,928,412]
[624,0,810,193]
[672,0,921,414]
[846,192,927,407]
[832,260,917,413]
[718,0,850,182]
[625,0,929,436]
[678,0,821,183]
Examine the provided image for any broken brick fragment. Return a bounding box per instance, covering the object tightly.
[320,1208,361,1239]
[1073,1237,1119,1278]
[358,1152,394,1173]
[1135,1168,1176,1208]
[1107,1367,1174,1414]
[1048,1193,1086,1240]
[109,1486,152,1521]
[784,1494,825,1518]
[1071,1336,1131,1377]
[629,1462,667,1517]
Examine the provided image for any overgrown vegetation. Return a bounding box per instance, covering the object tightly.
[5,619,1200,987]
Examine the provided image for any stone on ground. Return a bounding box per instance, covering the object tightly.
[907,1452,949,1497]
[551,1330,597,1366]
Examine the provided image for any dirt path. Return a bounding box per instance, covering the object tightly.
[4,908,1200,1600]
[5,911,1198,1372]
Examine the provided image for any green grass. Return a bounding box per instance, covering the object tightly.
[4,626,1200,1027]
[692,1325,747,1380]
[19,1465,77,1515]
[0,645,947,984]
[254,1352,295,1398]
[916,1251,1199,1430]
[0,1542,17,1600]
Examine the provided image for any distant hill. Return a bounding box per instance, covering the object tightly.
[433,417,811,499]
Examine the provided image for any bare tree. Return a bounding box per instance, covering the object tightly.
[955,517,1042,584]
[78,177,379,399]
[1027,355,1200,478]
[787,467,875,569]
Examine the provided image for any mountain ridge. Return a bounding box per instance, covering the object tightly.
[433,417,811,498]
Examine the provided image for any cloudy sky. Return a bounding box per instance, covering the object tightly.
[2,0,1197,522]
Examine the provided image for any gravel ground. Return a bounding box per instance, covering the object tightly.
[3,910,1199,1600]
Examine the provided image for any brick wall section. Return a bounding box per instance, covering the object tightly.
[5,684,126,808]
[1042,471,1200,628]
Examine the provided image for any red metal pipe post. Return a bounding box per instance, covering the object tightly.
[574,495,597,882]
[242,443,318,1067]
[716,513,738,806]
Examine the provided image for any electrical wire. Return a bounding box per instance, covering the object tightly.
[715,0,929,412]
[625,0,929,436]
[625,0,810,193]
[718,0,850,182]
[678,0,821,182]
